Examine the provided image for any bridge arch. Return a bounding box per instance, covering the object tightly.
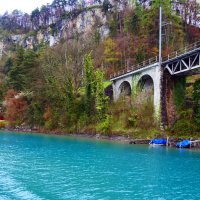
[136,70,161,119]
[137,74,154,92]
[119,81,132,97]
[111,63,161,120]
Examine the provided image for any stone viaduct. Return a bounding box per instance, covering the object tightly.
[110,42,200,127]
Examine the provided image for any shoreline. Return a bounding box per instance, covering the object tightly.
[2,127,200,149]
[2,128,133,143]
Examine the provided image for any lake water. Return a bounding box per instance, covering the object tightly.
[0,131,200,200]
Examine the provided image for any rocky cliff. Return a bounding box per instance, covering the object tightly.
[0,0,134,52]
[0,0,199,55]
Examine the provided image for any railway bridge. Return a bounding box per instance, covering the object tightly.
[110,42,200,126]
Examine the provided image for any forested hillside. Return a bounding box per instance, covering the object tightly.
[0,0,200,138]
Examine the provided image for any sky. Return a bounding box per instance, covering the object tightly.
[1,0,200,15]
[0,0,53,15]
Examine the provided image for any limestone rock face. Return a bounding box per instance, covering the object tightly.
[36,31,44,44]
[61,8,109,39]
[2,0,194,50]
[4,6,110,49]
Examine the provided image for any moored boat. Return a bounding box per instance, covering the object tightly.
[149,138,167,146]
[176,140,191,148]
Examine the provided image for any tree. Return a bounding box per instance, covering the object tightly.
[40,5,50,26]
[7,65,26,91]
[193,79,200,126]
[103,38,120,70]
[95,70,108,120]
[7,48,25,91]
[37,39,93,129]
[4,89,28,126]
[4,57,13,74]
[15,47,24,66]
[31,8,40,29]
[7,48,37,91]
[102,0,112,12]
[84,53,96,117]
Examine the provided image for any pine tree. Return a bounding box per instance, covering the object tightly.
[95,70,108,120]
[7,48,25,91]
[4,57,13,74]
[193,79,200,126]
[84,53,96,117]
[15,47,24,66]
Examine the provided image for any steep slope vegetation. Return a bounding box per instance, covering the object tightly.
[0,0,200,137]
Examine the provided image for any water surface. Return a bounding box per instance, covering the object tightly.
[0,131,200,200]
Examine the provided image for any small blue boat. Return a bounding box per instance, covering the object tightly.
[149,138,167,146]
[176,140,191,148]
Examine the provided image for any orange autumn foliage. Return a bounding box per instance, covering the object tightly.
[43,106,52,121]
[4,89,28,126]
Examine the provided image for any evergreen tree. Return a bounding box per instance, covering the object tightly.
[193,79,200,126]
[23,49,37,69]
[7,65,26,91]
[102,0,112,12]
[23,49,37,90]
[84,53,96,117]
[103,38,120,70]
[15,47,24,66]
[4,57,13,74]
[95,70,108,120]
[7,47,25,91]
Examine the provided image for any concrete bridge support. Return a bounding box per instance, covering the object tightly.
[112,76,132,100]
[112,63,162,120]
[111,43,200,128]
[161,70,187,127]
[161,70,176,127]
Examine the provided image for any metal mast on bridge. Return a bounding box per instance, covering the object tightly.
[0,41,4,59]
[159,6,162,68]
[0,41,8,59]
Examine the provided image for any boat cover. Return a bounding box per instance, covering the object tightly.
[176,140,191,148]
[150,138,167,145]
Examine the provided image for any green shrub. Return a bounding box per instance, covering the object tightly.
[173,76,186,111]
[195,106,200,127]
[133,93,156,129]
[44,111,59,130]
[96,115,112,135]
[193,79,200,126]
[76,114,88,131]
[127,115,137,127]
[172,119,197,135]
[171,109,198,135]
[44,119,54,130]
[0,120,7,128]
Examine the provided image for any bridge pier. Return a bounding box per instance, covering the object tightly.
[111,63,162,122]
[111,43,200,129]
[161,70,176,127]
[161,70,187,127]
[112,76,132,100]
[153,64,162,120]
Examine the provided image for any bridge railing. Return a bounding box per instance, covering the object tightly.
[110,41,200,79]
[162,41,200,62]
[110,56,158,79]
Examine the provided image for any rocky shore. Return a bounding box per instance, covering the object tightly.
[2,127,200,149]
[130,138,200,148]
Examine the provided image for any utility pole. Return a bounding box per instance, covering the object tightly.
[0,40,8,60]
[159,5,172,65]
[0,41,4,60]
[159,6,162,68]
[158,5,163,129]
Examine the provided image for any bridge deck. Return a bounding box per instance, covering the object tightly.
[110,41,200,80]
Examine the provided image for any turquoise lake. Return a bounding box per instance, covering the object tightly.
[0,131,200,200]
